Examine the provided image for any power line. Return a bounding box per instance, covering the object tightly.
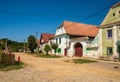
[79,1,119,22]
[65,0,120,28]
[86,0,119,23]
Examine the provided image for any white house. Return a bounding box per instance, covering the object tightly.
[40,33,54,53]
[54,21,99,57]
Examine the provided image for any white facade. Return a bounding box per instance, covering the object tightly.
[54,26,99,58]
[68,41,86,57]
[54,27,70,56]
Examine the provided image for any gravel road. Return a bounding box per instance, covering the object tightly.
[0,52,120,82]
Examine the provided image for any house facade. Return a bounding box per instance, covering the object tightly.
[39,33,54,53]
[99,2,120,58]
[54,21,99,58]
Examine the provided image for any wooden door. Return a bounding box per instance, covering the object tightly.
[64,48,67,56]
[75,43,83,57]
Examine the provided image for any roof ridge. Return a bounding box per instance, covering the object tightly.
[112,1,120,8]
[63,20,97,27]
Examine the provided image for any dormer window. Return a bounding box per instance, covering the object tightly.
[113,13,115,16]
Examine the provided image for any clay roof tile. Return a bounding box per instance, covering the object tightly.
[40,33,54,43]
[62,21,98,37]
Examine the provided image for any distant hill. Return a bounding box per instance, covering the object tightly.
[0,38,24,52]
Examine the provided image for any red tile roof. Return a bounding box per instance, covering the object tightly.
[60,21,98,37]
[40,33,54,43]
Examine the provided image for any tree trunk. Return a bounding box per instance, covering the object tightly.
[54,49,56,56]
[31,49,34,53]
[46,51,49,55]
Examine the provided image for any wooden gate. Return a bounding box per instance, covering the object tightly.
[75,43,83,57]
[64,48,67,56]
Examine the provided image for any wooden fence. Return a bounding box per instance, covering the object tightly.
[0,53,15,65]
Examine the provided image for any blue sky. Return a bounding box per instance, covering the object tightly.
[0,0,119,42]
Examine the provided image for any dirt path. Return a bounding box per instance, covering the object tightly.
[0,52,120,82]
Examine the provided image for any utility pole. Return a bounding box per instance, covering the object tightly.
[36,31,38,53]
[24,39,26,52]
[36,31,38,39]
[5,39,8,52]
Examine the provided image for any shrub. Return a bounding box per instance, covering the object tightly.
[44,44,51,55]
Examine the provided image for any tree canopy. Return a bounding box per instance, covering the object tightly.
[27,35,37,53]
[51,43,58,55]
[44,44,51,55]
[0,38,24,52]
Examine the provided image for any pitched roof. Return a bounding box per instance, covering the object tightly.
[60,21,98,37]
[112,2,120,8]
[40,33,54,43]
[100,2,120,26]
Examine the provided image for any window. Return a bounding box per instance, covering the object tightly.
[107,29,112,39]
[56,39,58,44]
[113,13,115,16]
[59,38,61,44]
[69,42,71,47]
[50,41,52,45]
[107,47,113,55]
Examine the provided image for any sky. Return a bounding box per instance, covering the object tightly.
[0,0,119,42]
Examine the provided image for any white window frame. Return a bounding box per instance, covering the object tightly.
[107,47,113,55]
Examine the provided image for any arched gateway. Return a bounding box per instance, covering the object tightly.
[74,43,83,57]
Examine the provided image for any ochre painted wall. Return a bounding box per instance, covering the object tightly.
[102,27,114,56]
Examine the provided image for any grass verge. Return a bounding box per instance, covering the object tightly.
[36,54,61,58]
[73,58,97,64]
[0,61,24,71]
[64,58,97,64]
[26,52,61,58]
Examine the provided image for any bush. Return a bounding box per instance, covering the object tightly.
[44,44,51,55]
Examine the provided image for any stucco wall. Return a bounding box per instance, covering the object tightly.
[55,27,66,36]
[68,41,86,57]
[85,33,100,58]
[117,25,120,39]
[54,34,70,56]
[102,27,114,56]
[101,6,120,25]
[100,5,120,57]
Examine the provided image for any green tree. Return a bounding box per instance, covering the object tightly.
[44,44,51,55]
[0,38,24,52]
[51,43,58,55]
[27,35,37,53]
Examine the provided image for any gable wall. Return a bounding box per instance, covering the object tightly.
[101,6,120,25]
